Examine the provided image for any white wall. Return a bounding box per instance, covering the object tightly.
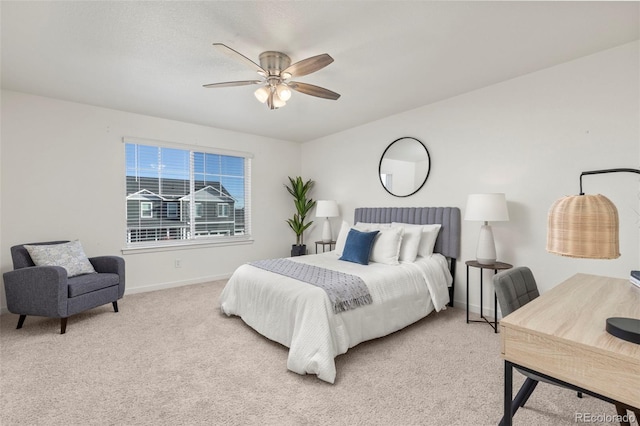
[3,42,638,317]
[302,42,640,316]
[1,91,301,309]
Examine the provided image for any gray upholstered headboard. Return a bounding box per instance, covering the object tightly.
[354,207,461,307]
[354,207,461,260]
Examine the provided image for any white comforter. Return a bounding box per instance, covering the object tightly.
[219,252,452,383]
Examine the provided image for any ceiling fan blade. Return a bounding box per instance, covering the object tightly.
[282,54,334,78]
[213,43,266,76]
[288,82,340,100]
[202,80,262,88]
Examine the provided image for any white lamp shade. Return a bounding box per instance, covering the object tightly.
[464,193,509,222]
[315,200,339,218]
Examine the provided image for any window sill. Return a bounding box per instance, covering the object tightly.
[121,237,254,255]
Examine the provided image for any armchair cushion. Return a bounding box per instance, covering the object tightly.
[67,273,120,298]
[24,241,96,277]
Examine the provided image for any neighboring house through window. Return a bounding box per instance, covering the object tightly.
[125,139,252,247]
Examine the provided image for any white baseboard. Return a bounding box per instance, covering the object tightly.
[452,299,501,320]
[123,274,232,296]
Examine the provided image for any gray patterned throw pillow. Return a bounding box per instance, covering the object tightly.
[24,241,96,277]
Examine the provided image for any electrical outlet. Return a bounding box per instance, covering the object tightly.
[174,259,182,268]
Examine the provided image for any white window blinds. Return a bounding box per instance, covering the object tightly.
[125,139,251,247]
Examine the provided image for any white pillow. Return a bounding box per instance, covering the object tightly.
[354,222,391,231]
[394,225,423,262]
[24,240,96,277]
[334,221,351,256]
[419,224,442,256]
[392,222,442,257]
[369,226,404,265]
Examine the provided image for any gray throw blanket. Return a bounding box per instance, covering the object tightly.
[249,258,373,314]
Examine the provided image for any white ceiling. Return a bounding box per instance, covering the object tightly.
[2,1,638,143]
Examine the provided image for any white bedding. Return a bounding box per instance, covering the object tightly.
[219,251,452,383]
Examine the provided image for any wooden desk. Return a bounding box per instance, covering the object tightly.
[500,273,640,425]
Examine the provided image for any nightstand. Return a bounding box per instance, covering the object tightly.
[315,240,336,254]
[466,260,512,333]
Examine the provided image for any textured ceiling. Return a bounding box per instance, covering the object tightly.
[2,1,638,142]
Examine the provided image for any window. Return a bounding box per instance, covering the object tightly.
[166,203,179,219]
[125,139,251,247]
[140,202,153,218]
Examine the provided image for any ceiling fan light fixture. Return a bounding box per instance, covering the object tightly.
[254,86,270,103]
[205,44,340,110]
[265,91,284,110]
[272,92,286,108]
[276,84,292,101]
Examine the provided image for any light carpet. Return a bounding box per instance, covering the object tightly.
[0,280,632,426]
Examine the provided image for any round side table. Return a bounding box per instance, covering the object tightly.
[465,260,513,333]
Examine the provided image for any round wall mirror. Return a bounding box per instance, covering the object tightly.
[379,137,431,197]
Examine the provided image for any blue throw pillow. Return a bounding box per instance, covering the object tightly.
[339,228,380,265]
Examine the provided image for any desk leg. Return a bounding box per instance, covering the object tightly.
[502,360,513,426]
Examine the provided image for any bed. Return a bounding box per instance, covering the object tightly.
[219,207,461,383]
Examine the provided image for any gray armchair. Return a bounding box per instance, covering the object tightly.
[3,241,125,334]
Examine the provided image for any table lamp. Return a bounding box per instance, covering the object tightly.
[465,193,509,265]
[547,168,640,345]
[316,200,339,243]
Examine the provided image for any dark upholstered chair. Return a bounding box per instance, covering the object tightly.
[3,241,125,334]
[494,266,540,317]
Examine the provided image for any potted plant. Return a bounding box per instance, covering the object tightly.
[285,176,316,256]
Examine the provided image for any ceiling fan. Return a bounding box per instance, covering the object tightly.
[203,43,340,110]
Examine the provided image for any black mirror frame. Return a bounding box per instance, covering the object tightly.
[378,136,431,198]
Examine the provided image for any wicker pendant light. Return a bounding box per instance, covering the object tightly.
[547,168,640,259]
[547,168,639,346]
[546,194,619,259]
